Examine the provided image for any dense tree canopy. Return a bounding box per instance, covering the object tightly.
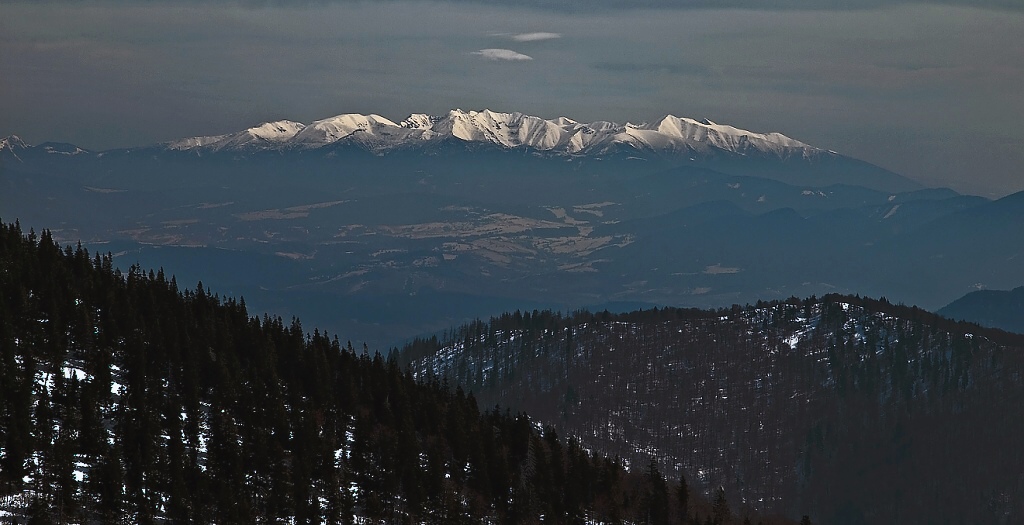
[0,221,790,524]
[401,293,1024,523]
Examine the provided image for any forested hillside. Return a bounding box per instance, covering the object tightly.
[402,297,1024,524]
[0,221,795,524]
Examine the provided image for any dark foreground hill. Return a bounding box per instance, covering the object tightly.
[0,221,796,524]
[401,297,1024,524]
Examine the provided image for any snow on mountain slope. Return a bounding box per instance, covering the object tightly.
[291,114,398,147]
[166,133,231,151]
[39,142,90,155]
[650,116,815,157]
[248,120,307,140]
[443,109,569,150]
[167,120,306,152]
[0,135,28,162]
[1,135,30,160]
[1,135,29,151]
[164,109,826,160]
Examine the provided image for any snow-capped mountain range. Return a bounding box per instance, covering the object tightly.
[2,109,925,193]
[162,109,825,160]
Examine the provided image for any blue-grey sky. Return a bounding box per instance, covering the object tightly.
[1,1,1022,196]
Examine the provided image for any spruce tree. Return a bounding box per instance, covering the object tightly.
[677,472,690,522]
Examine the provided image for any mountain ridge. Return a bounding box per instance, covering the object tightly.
[1,109,925,194]
[400,295,1024,523]
[938,285,1024,334]
[162,109,825,159]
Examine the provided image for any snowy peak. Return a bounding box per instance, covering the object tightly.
[1,135,29,154]
[440,109,570,150]
[216,120,306,150]
[161,109,827,160]
[292,114,400,146]
[646,115,815,156]
[0,135,28,162]
[400,113,439,130]
[165,120,306,152]
[247,120,306,141]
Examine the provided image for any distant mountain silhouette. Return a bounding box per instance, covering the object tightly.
[939,285,1024,334]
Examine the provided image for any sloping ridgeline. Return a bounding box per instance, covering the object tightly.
[0,221,796,525]
[401,297,1024,524]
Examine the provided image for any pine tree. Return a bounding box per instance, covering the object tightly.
[677,472,690,522]
[712,487,730,525]
[644,459,669,525]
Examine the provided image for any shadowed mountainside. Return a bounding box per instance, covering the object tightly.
[401,297,1024,524]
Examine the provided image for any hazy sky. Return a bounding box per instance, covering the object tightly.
[2,1,1022,196]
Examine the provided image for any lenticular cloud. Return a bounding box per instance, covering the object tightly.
[512,32,561,42]
[471,49,534,61]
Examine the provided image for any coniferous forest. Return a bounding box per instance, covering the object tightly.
[401,295,1024,523]
[0,220,797,524]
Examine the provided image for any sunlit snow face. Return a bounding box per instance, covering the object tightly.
[2,1,1023,196]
